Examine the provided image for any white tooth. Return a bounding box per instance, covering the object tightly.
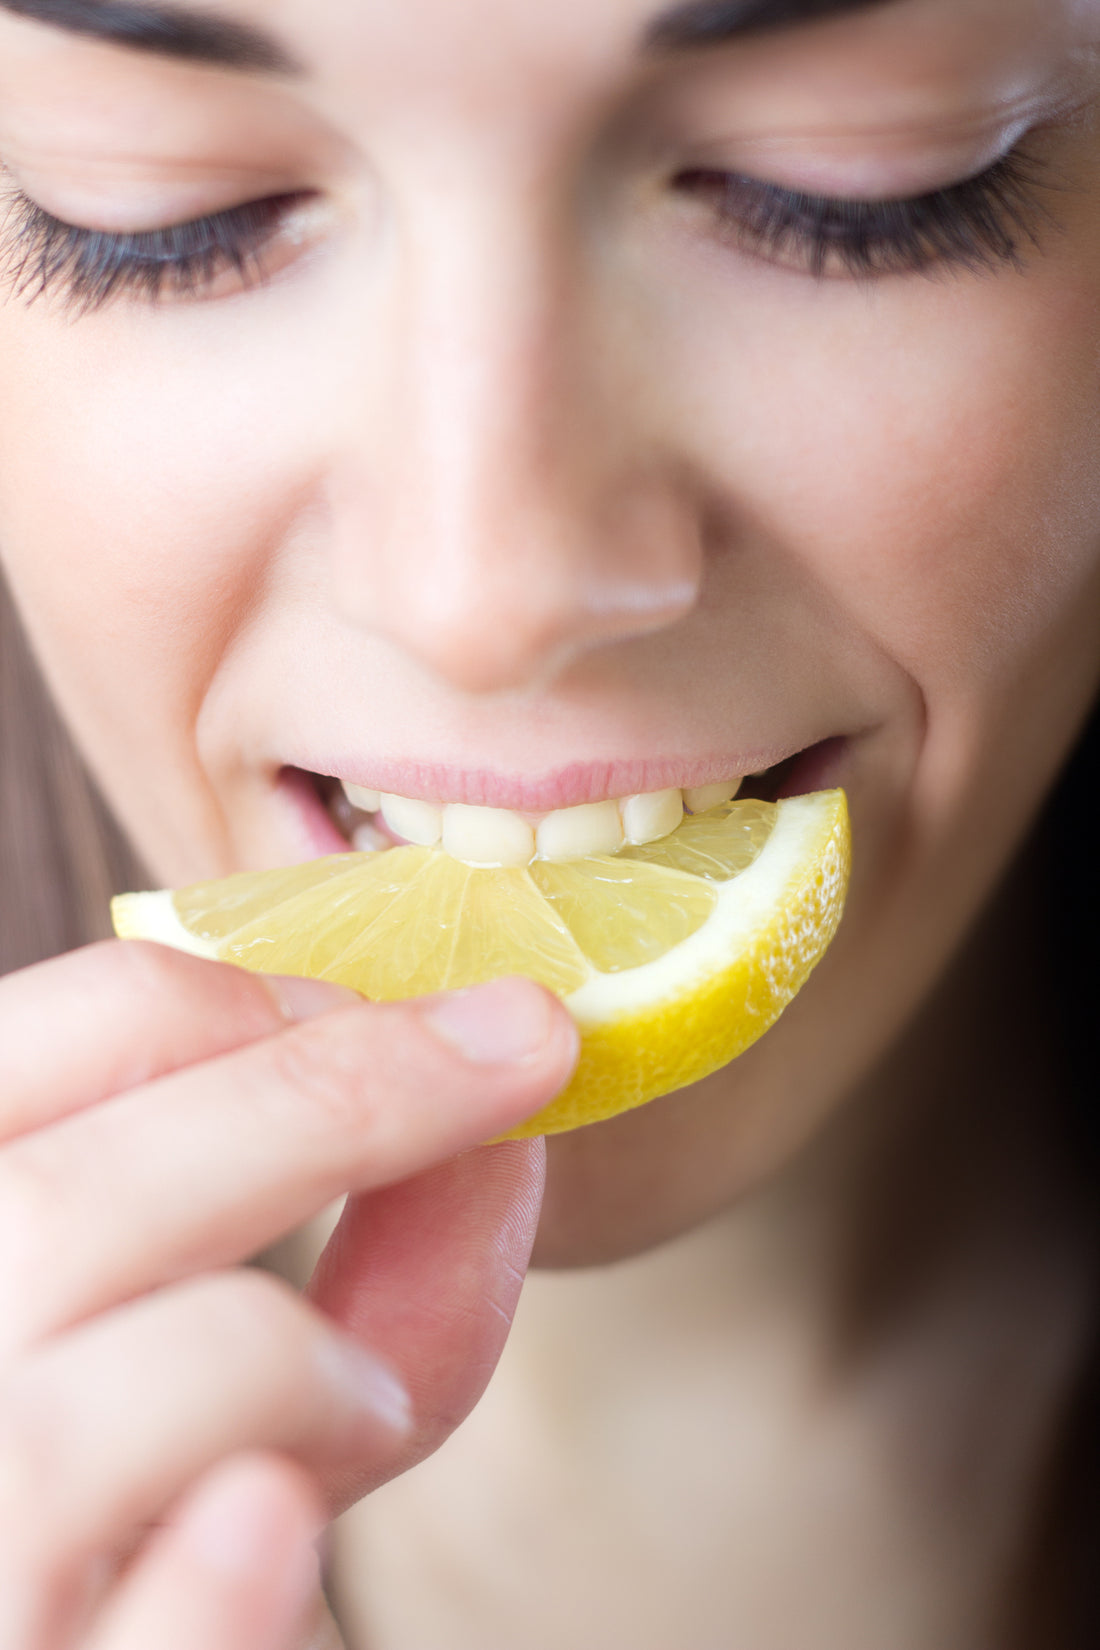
[351,822,389,853]
[379,794,443,847]
[621,788,683,846]
[442,804,535,867]
[342,781,381,814]
[683,780,741,815]
[537,800,624,861]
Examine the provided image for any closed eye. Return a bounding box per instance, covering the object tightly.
[674,147,1052,279]
[0,186,309,312]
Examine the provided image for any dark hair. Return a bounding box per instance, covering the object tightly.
[1,573,144,974]
[1010,696,1100,1650]
[1045,698,1100,1146]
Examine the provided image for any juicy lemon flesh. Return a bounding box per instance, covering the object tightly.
[113,794,849,1137]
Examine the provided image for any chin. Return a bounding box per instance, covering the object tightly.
[532,1062,771,1268]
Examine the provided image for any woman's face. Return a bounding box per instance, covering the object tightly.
[1,0,1099,1262]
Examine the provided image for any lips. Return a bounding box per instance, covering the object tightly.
[327,778,743,867]
[277,737,848,869]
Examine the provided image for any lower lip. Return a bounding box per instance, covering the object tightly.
[275,736,850,862]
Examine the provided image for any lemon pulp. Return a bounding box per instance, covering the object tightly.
[112,791,850,1137]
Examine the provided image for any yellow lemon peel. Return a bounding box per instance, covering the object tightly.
[112,790,850,1137]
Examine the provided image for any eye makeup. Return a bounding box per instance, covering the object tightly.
[0,184,308,310]
[675,144,1051,278]
[0,111,1060,315]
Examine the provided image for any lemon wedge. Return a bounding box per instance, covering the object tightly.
[112,790,849,1137]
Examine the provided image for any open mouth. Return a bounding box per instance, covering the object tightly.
[283,737,847,871]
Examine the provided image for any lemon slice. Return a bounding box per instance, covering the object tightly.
[112,790,850,1137]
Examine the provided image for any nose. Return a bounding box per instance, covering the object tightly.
[325,201,704,695]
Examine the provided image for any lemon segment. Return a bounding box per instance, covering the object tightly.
[619,796,778,880]
[523,791,848,1135]
[528,856,718,972]
[111,790,850,1137]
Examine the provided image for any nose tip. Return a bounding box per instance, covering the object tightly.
[357,558,700,695]
[396,608,572,695]
[326,448,706,694]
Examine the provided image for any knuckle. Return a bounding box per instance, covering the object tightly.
[260,1016,380,1139]
[97,936,193,1003]
[96,939,272,1025]
[101,939,237,1015]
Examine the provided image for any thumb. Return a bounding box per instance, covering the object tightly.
[307,1137,545,1510]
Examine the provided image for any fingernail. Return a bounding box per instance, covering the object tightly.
[421,977,556,1066]
[265,975,362,1022]
[318,1337,413,1437]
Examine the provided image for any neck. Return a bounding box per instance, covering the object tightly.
[534,834,1094,1362]
[332,844,1100,1650]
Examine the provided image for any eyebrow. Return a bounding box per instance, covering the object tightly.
[645,0,894,50]
[0,0,897,76]
[0,0,301,73]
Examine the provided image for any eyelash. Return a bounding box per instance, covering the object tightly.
[0,187,298,313]
[676,147,1049,279]
[0,145,1049,314]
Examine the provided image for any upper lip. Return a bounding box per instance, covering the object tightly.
[287,741,829,813]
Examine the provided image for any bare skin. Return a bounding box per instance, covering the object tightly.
[330,859,1097,1649]
[1,0,1100,1644]
[0,950,577,1648]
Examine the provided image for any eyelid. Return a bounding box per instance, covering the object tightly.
[676,118,1039,208]
[675,143,1052,281]
[0,148,312,235]
[654,60,1080,183]
[0,184,311,310]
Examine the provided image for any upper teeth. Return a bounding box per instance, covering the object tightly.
[377,794,445,849]
[343,784,383,814]
[444,804,535,866]
[338,778,741,867]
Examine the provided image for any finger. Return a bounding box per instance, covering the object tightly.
[310,1138,546,1510]
[84,1455,325,1650]
[0,940,353,1140]
[0,1271,408,1639]
[0,976,575,1349]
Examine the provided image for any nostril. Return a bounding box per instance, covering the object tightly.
[354,573,573,692]
[348,567,702,694]
[327,470,706,690]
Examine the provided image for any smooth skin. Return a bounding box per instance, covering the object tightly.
[0,949,577,1648]
[2,0,1100,1643]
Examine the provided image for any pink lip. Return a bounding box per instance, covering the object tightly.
[277,745,832,814]
[274,736,852,862]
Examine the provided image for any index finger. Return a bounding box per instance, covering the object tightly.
[0,977,577,1348]
[0,941,352,1141]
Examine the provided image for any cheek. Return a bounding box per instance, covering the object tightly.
[0,299,326,731]
[661,255,1100,709]
[0,296,335,874]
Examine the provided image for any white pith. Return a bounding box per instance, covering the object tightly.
[114,889,215,957]
[563,792,834,1025]
[334,778,743,867]
[114,793,839,1030]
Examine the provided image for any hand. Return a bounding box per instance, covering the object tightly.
[0,940,577,1648]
